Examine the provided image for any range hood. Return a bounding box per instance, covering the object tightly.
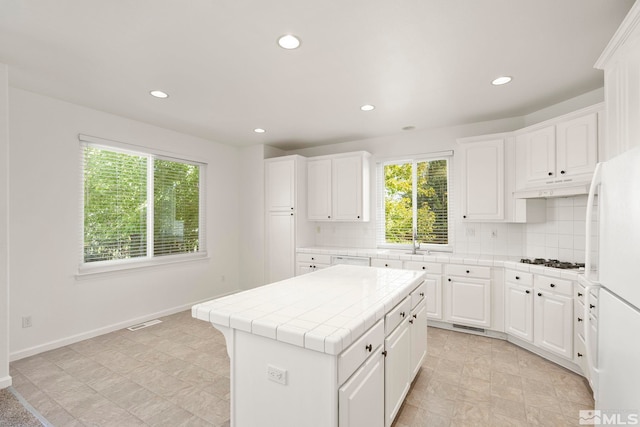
[513,182,591,199]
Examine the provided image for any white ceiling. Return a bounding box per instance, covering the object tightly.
[0,1,634,150]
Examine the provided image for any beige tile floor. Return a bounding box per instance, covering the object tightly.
[10,311,594,426]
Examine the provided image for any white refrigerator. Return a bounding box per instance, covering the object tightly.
[586,145,640,419]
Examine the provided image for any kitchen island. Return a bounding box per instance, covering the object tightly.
[192,265,427,427]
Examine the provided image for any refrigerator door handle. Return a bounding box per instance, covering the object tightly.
[585,163,603,282]
[584,284,602,376]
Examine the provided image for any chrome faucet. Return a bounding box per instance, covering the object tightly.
[412,228,420,254]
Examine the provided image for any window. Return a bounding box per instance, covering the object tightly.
[377,155,450,248]
[82,139,205,268]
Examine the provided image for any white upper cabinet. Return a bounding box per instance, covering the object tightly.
[460,138,505,221]
[307,159,332,220]
[266,157,296,211]
[515,107,600,193]
[307,152,371,222]
[518,126,556,184]
[556,113,598,178]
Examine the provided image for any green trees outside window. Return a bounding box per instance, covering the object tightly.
[83,145,202,264]
[383,159,448,246]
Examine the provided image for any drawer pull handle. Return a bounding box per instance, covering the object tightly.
[590,304,596,309]
[385,264,388,267]
[409,319,414,324]
[537,292,542,297]
[578,292,583,297]
[515,276,520,280]
[422,266,426,270]
[419,292,424,297]
[365,344,372,352]
[412,314,417,319]
[550,284,556,288]
[525,290,530,294]
[400,312,406,318]
[448,278,452,282]
[577,352,583,357]
[466,270,470,274]
[578,317,583,322]
[382,350,387,357]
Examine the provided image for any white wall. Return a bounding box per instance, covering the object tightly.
[0,64,10,387]
[8,88,242,360]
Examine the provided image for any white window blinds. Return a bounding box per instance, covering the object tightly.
[81,136,205,266]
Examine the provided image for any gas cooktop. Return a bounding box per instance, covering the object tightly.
[520,258,585,270]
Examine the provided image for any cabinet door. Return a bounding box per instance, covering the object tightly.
[266,211,295,283]
[461,139,504,220]
[556,113,598,178]
[338,350,384,427]
[534,291,573,359]
[384,319,411,427]
[409,301,427,380]
[424,276,443,320]
[505,283,533,342]
[332,155,363,221]
[445,276,491,328]
[265,158,295,211]
[518,126,556,183]
[307,159,332,220]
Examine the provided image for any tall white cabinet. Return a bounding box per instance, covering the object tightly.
[595,1,640,160]
[265,155,311,283]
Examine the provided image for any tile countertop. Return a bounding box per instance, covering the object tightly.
[297,246,584,281]
[192,265,425,356]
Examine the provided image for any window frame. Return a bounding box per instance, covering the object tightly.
[376,151,453,252]
[78,134,207,276]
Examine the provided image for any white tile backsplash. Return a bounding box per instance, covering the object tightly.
[309,195,597,264]
[524,195,597,263]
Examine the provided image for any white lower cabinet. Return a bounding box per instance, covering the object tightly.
[424,276,443,320]
[444,265,492,328]
[339,349,384,427]
[409,300,427,379]
[370,258,403,269]
[534,287,573,359]
[338,283,426,427]
[504,282,533,342]
[384,317,411,427]
[296,253,331,275]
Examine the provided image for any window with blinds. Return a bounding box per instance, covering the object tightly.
[377,155,450,248]
[82,142,204,266]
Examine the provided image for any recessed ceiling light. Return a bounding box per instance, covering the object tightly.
[491,76,512,86]
[149,90,169,98]
[277,34,301,50]
[254,128,266,134]
[360,104,375,111]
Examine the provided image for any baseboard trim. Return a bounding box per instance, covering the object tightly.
[9,290,240,362]
[0,375,12,389]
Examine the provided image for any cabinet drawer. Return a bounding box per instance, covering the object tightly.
[534,276,573,296]
[338,319,384,385]
[385,297,412,335]
[410,281,426,309]
[505,270,532,286]
[403,261,443,274]
[446,264,491,279]
[370,258,403,269]
[297,253,331,265]
[574,299,585,339]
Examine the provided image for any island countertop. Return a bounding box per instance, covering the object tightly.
[192,265,425,355]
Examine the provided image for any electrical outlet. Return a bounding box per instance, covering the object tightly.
[22,316,32,328]
[267,365,287,385]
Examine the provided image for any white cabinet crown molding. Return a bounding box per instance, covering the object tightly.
[595,1,640,69]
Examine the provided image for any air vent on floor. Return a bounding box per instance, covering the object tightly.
[127,319,162,331]
[452,324,485,333]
